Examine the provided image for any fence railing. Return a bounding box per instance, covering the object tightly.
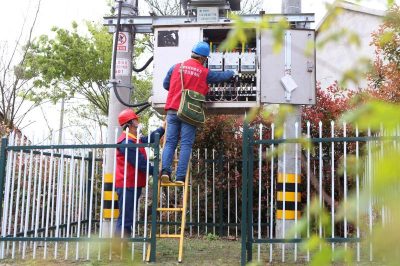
[0,121,398,264]
[240,121,400,265]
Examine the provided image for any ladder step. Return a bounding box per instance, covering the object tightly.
[157,207,183,212]
[156,234,181,238]
[160,182,185,187]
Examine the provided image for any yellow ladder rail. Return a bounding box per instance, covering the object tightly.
[146,121,191,263]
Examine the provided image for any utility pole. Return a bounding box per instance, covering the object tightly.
[102,0,137,236]
[276,0,302,240]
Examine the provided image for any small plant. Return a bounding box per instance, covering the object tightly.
[205,233,220,241]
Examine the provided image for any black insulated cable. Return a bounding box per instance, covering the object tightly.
[136,103,151,114]
[132,56,153,73]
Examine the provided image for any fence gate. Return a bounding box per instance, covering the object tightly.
[239,121,398,265]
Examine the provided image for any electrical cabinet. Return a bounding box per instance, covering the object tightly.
[151,23,315,114]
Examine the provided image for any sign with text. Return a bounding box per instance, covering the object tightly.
[117,32,129,52]
[116,58,130,76]
[197,7,219,23]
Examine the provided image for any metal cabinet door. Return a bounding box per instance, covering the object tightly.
[260,29,316,105]
[152,26,201,109]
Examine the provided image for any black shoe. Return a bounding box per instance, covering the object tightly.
[174,176,185,185]
[161,171,172,183]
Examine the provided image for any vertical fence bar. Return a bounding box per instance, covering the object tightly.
[212,149,216,235]
[227,160,231,237]
[33,151,44,259]
[121,128,130,241]
[167,180,169,235]
[247,128,254,263]
[30,152,39,238]
[343,122,348,251]
[149,133,160,262]
[87,149,96,260]
[331,121,335,258]
[5,133,18,255]
[205,148,208,234]
[22,149,34,258]
[257,124,262,261]
[20,149,29,254]
[306,122,311,262]
[0,137,9,258]
[142,131,151,261]
[109,128,118,260]
[54,147,65,259]
[76,154,85,260]
[63,156,69,239]
[50,156,57,237]
[282,124,286,262]
[65,153,75,259]
[269,123,275,263]
[98,152,106,261]
[318,122,323,246]
[13,136,25,258]
[240,123,248,266]
[368,127,373,261]
[40,149,48,241]
[294,122,299,262]
[235,147,238,238]
[218,152,223,236]
[44,146,54,259]
[356,125,360,262]
[132,126,142,259]
[174,183,177,235]
[197,149,200,237]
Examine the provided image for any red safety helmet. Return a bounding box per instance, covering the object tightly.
[118,109,139,126]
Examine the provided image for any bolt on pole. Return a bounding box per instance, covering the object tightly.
[102,0,138,237]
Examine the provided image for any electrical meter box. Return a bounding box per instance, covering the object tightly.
[208,52,223,71]
[151,22,315,114]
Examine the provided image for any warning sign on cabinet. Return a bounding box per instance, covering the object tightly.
[117,32,129,52]
[116,58,130,76]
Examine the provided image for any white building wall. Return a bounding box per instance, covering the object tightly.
[316,8,383,90]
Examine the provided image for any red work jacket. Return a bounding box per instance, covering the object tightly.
[165,58,209,111]
[115,132,147,188]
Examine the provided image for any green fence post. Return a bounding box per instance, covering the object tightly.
[247,128,255,262]
[241,123,249,266]
[149,132,160,262]
[0,137,8,219]
[87,151,93,221]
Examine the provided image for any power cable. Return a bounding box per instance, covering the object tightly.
[110,0,151,110]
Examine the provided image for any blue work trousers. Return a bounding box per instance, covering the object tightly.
[161,113,197,178]
[115,187,142,237]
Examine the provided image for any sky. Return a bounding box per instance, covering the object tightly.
[0,0,393,141]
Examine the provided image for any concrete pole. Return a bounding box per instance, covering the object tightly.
[102,0,137,236]
[275,0,302,239]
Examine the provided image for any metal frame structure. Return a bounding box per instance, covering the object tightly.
[103,14,315,34]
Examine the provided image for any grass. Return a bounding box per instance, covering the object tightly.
[0,237,383,265]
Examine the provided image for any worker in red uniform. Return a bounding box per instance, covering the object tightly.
[161,41,234,184]
[115,109,165,237]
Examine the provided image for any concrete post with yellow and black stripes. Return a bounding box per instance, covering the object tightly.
[102,173,119,235]
[276,113,302,240]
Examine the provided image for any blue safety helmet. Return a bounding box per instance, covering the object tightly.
[192,41,210,57]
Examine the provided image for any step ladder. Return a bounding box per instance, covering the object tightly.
[146,137,191,263]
